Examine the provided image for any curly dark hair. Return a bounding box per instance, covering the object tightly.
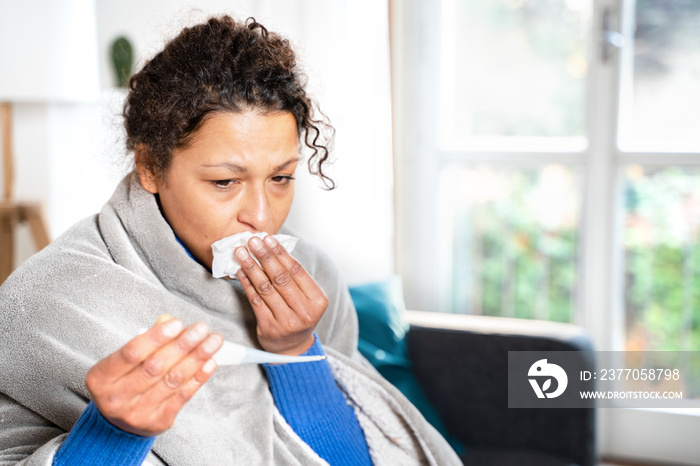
[123,15,335,188]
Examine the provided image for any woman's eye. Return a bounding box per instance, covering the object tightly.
[271,175,295,185]
[212,180,236,188]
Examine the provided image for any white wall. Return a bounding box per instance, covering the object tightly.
[4,0,394,286]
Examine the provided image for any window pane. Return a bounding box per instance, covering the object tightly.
[440,165,582,322]
[618,2,700,151]
[623,166,700,352]
[438,0,591,148]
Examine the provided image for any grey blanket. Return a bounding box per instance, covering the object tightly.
[0,173,460,465]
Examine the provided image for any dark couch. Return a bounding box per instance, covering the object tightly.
[405,310,596,466]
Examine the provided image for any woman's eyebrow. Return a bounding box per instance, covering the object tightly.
[201,157,300,173]
[201,162,247,173]
[274,157,301,172]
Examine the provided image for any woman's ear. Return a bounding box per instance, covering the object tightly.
[134,145,160,194]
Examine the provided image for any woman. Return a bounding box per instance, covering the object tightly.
[0,16,460,466]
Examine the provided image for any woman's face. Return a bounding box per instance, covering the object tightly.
[137,110,299,268]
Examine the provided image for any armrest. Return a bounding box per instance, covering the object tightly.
[405,310,592,346]
[405,310,595,466]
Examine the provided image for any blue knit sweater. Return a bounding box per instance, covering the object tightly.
[53,335,371,466]
[264,335,372,465]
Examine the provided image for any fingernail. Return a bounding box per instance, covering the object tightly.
[249,237,264,250]
[264,235,277,247]
[162,319,184,338]
[156,314,174,324]
[202,358,217,374]
[186,322,209,342]
[202,334,222,353]
[235,247,250,261]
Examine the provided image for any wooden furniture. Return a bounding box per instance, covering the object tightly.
[1,102,51,284]
[0,202,51,283]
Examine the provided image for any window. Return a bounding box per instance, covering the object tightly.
[440,165,582,321]
[391,0,700,463]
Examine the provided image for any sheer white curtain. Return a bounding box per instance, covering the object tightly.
[11,0,395,284]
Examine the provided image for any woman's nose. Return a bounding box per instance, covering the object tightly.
[238,187,272,231]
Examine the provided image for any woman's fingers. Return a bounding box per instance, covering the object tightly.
[262,236,328,309]
[136,332,221,413]
[86,318,185,385]
[117,323,220,393]
[235,242,299,315]
[234,236,328,355]
[239,236,326,311]
[86,319,223,437]
[236,265,273,317]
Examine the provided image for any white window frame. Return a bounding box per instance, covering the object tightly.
[390,0,700,463]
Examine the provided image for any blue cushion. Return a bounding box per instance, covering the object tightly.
[349,276,464,455]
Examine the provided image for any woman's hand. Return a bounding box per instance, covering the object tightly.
[85,316,223,437]
[235,235,328,355]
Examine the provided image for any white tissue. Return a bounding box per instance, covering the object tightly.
[211,231,299,279]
